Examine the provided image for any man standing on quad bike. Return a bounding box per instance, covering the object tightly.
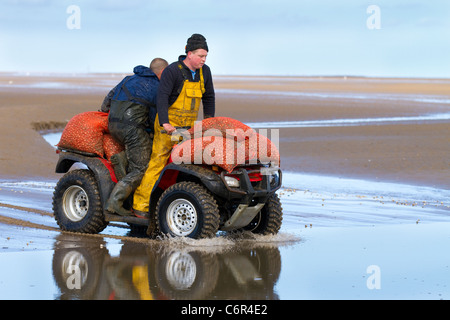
[132,34,215,215]
[100,58,168,217]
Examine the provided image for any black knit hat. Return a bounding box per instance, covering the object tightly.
[185,33,209,53]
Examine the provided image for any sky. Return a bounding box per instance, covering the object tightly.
[0,0,449,78]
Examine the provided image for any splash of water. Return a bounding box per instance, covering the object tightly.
[154,231,301,254]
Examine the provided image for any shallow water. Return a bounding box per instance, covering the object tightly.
[1,219,450,300]
[246,113,450,128]
[0,129,449,300]
[1,171,450,300]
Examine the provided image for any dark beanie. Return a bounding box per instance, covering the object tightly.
[185,34,209,53]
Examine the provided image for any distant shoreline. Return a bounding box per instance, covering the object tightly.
[1,71,450,82]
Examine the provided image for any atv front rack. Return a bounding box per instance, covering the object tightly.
[219,166,282,198]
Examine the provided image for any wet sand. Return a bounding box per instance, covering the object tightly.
[213,77,450,189]
[0,73,449,188]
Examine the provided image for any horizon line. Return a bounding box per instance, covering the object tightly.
[1,71,449,81]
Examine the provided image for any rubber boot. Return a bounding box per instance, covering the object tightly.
[133,209,149,219]
[105,181,133,216]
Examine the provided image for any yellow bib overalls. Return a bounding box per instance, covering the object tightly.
[133,66,205,212]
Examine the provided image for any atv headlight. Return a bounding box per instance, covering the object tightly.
[262,166,280,187]
[224,176,240,188]
[269,171,280,187]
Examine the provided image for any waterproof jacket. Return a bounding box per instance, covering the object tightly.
[156,55,215,126]
[101,65,160,128]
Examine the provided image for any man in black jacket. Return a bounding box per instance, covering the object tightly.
[102,58,168,217]
[156,38,215,134]
[133,34,215,215]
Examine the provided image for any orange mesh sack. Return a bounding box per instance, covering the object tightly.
[187,117,256,142]
[171,132,280,173]
[57,111,108,157]
[172,136,240,172]
[103,133,125,160]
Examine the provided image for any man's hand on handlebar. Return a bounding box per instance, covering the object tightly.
[160,124,192,141]
[162,123,176,135]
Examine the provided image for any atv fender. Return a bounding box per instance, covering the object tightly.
[55,151,116,207]
[151,163,226,205]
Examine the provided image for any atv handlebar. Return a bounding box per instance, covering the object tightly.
[161,126,191,141]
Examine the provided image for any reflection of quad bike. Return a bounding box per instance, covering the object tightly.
[51,234,282,300]
[52,123,283,239]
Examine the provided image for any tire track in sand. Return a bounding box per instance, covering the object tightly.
[0,202,53,216]
[0,202,152,244]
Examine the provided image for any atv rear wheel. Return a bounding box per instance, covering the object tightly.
[53,169,108,233]
[156,182,220,239]
[242,193,283,235]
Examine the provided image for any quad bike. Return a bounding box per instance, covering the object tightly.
[52,127,283,239]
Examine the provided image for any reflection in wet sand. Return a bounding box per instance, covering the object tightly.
[52,232,299,300]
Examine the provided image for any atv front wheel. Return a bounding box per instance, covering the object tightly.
[155,182,220,239]
[242,193,283,235]
[53,169,108,233]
